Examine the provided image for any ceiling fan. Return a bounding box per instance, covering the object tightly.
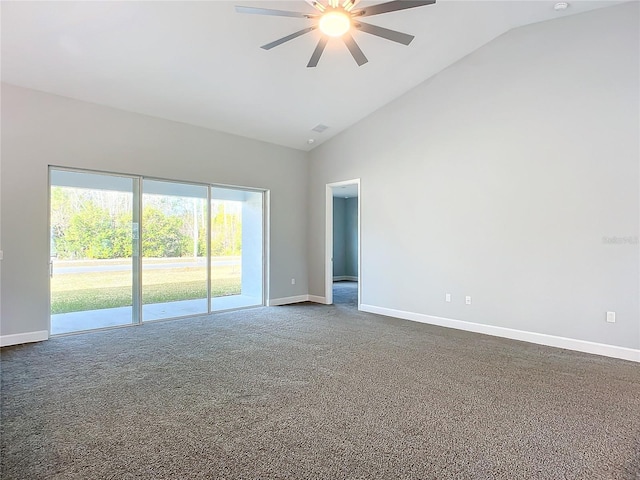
[236,0,436,67]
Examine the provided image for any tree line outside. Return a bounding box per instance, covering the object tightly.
[51,187,242,260]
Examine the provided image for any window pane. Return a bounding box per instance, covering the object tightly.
[50,169,135,334]
[211,188,263,311]
[141,180,208,321]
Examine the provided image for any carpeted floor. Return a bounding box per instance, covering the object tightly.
[1,281,639,479]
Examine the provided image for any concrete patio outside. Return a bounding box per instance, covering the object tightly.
[51,295,262,335]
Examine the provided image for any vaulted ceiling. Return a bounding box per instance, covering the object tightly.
[1,1,625,151]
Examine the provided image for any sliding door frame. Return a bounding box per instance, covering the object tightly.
[48,166,268,335]
[209,184,267,311]
[48,166,140,334]
[133,177,142,325]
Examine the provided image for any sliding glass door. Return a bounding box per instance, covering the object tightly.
[50,168,265,334]
[141,180,208,321]
[50,169,137,335]
[211,188,263,311]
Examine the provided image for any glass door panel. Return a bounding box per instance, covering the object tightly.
[210,187,263,311]
[50,170,265,334]
[141,180,208,321]
[50,169,136,334]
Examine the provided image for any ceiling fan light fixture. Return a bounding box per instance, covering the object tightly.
[236,0,437,67]
[319,10,351,37]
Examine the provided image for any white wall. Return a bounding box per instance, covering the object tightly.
[0,84,309,340]
[308,3,640,352]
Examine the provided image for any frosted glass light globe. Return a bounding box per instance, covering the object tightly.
[319,11,351,37]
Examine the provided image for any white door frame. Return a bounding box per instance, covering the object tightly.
[325,179,361,307]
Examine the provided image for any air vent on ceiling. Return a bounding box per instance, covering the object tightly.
[311,124,329,133]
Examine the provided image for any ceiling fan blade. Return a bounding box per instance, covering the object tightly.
[235,6,317,19]
[353,0,435,18]
[307,37,329,67]
[355,21,414,45]
[261,27,317,50]
[342,33,368,66]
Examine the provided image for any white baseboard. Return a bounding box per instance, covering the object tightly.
[269,295,328,306]
[333,276,358,282]
[0,330,49,347]
[308,295,327,304]
[359,304,640,363]
[268,295,309,306]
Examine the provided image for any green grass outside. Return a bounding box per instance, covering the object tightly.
[51,265,241,314]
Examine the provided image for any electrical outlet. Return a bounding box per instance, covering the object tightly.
[465,296,472,305]
[291,278,296,285]
[606,311,615,323]
[445,293,451,303]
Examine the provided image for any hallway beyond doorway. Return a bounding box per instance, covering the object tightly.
[332,281,357,307]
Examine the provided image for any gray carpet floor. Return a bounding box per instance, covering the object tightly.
[1,281,639,479]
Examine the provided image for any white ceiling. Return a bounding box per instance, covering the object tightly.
[1,0,625,151]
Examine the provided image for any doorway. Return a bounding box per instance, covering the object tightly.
[325,179,360,307]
